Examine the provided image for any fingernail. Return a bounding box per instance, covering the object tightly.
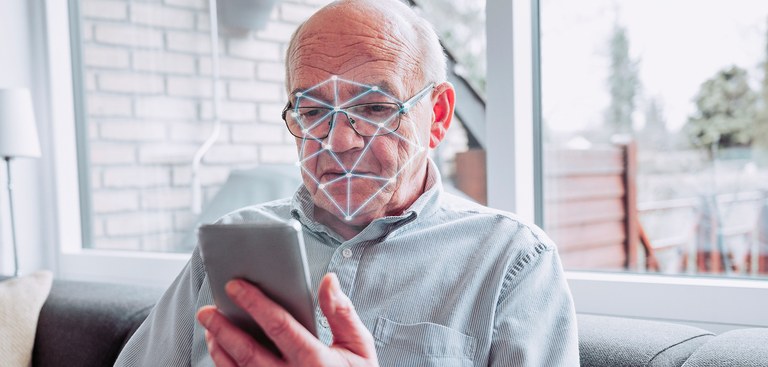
[200,310,214,327]
[226,279,242,296]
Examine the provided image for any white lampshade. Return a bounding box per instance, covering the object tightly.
[0,88,41,158]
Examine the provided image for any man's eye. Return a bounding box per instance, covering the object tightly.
[356,104,397,116]
[299,108,325,119]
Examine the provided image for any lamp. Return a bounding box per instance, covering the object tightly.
[0,88,41,277]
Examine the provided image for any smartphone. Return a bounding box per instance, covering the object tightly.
[197,219,317,356]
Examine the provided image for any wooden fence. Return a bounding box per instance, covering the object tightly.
[453,144,768,275]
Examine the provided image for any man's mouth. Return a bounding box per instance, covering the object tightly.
[319,171,374,183]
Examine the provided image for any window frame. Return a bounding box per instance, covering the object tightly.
[44,0,768,326]
[489,0,768,331]
[45,0,188,287]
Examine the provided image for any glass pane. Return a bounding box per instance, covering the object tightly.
[76,0,333,252]
[541,0,768,277]
[415,0,487,203]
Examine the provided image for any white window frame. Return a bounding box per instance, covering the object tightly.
[43,0,188,287]
[488,0,768,331]
[43,0,768,327]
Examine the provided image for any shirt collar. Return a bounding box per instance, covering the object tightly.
[290,158,443,243]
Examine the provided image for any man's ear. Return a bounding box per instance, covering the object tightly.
[429,82,456,149]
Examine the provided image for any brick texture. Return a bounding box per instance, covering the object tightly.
[83,0,331,251]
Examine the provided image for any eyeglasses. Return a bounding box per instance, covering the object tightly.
[281,83,435,139]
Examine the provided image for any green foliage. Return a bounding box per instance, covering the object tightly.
[684,66,759,152]
[605,25,640,135]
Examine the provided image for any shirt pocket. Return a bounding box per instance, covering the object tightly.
[373,316,477,367]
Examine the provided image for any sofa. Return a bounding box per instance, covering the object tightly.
[13,277,768,366]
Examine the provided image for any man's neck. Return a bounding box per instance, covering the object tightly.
[313,164,430,241]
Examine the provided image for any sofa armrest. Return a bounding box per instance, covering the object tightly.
[32,280,164,367]
[681,328,768,367]
[578,314,714,367]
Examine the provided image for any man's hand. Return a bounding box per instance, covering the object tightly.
[196,273,379,367]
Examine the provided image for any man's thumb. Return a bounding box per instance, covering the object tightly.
[318,273,376,357]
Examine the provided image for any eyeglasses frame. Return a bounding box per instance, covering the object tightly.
[281,82,436,139]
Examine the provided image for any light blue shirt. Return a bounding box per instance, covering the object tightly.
[115,162,580,366]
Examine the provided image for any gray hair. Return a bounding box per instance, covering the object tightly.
[284,0,447,94]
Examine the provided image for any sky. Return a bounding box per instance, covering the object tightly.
[540,0,768,133]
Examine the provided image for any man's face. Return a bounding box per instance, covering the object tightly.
[287,13,431,225]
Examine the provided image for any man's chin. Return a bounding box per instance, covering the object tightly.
[313,191,385,223]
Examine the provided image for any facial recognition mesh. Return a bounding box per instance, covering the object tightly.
[291,76,429,220]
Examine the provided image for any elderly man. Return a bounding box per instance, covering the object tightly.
[115,0,579,366]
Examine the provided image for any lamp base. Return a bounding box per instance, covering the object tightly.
[3,156,19,277]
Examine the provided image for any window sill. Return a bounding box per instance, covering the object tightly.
[567,271,768,331]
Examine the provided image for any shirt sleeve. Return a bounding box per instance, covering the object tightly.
[114,247,210,367]
[488,242,580,367]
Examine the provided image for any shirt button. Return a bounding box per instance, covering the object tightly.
[320,317,329,328]
[342,248,353,258]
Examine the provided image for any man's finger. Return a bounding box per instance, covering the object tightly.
[318,273,377,358]
[224,279,323,360]
[204,330,238,367]
[196,306,284,366]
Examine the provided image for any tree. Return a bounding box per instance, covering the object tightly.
[604,24,641,135]
[684,66,759,155]
[638,97,669,149]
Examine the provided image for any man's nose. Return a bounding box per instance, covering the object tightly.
[326,112,364,152]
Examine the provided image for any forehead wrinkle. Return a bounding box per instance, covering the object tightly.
[287,6,423,94]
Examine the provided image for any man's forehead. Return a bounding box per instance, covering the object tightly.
[289,77,402,103]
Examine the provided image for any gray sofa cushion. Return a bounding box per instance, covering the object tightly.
[681,328,768,367]
[31,279,163,367]
[578,314,715,367]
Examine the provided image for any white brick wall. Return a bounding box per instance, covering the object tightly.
[95,24,164,49]
[83,0,327,252]
[171,165,230,186]
[103,166,171,188]
[87,94,133,117]
[92,190,140,213]
[279,3,316,23]
[200,100,257,121]
[168,123,229,143]
[167,77,213,98]
[104,212,174,236]
[257,61,285,82]
[81,0,128,21]
[258,102,286,123]
[99,120,167,141]
[84,47,130,68]
[135,96,198,119]
[166,31,213,54]
[203,145,259,164]
[98,72,165,94]
[260,145,298,164]
[133,50,196,74]
[141,187,192,209]
[139,143,200,164]
[230,123,286,144]
[89,142,137,164]
[164,0,207,11]
[227,39,281,60]
[228,80,282,102]
[199,57,256,79]
[130,3,195,29]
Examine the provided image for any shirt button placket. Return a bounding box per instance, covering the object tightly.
[342,248,353,258]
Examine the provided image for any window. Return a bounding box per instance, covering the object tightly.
[540,0,768,278]
[72,0,328,253]
[45,0,767,326]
